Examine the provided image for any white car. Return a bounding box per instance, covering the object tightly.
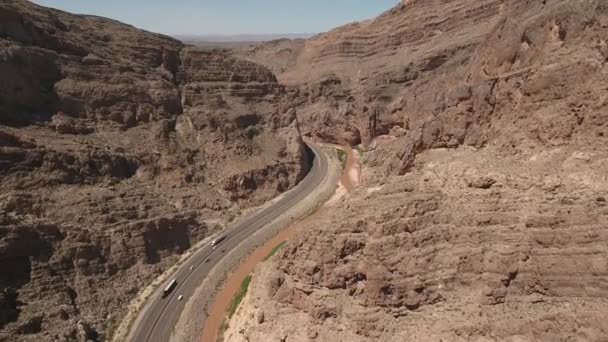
[177,295,184,301]
[189,266,194,270]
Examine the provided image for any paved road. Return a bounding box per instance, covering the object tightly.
[128,143,329,342]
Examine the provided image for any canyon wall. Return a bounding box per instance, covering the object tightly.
[239,0,608,159]
[0,1,307,341]
[225,0,608,341]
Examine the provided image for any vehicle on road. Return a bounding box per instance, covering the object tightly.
[211,235,226,249]
[177,295,183,301]
[162,279,177,298]
[189,265,194,270]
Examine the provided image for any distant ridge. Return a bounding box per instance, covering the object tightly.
[174,33,314,43]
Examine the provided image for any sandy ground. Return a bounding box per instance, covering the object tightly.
[328,146,360,205]
[340,146,360,191]
[200,223,301,342]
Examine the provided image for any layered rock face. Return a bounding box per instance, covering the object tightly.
[228,146,608,342]
[239,0,507,145]
[225,0,608,341]
[240,0,608,155]
[0,1,307,341]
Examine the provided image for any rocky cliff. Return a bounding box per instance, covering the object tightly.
[0,1,308,341]
[238,0,506,146]
[239,0,607,159]
[225,0,608,341]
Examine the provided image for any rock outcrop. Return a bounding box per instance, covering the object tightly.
[224,0,608,341]
[0,1,308,341]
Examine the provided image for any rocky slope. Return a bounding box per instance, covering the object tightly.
[0,1,308,341]
[224,0,608,340]
[227,145,608,342]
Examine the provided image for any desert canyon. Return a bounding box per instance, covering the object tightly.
[1,0,608,341]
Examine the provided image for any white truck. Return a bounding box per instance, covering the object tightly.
[162,279,177,298]
[211,235,226,249]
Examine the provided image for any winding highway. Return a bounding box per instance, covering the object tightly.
[127,143,329,342]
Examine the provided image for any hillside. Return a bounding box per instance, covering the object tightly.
[0,1,308,341]
[224,0,608,341]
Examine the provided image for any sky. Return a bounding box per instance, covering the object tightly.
[32,0,399,36]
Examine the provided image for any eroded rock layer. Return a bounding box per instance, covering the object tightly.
[0,1,307,341]
[240,0,608,159]
[227,146,608,342]
[225,0,608,341]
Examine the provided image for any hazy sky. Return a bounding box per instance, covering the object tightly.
[32,0,399,36]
